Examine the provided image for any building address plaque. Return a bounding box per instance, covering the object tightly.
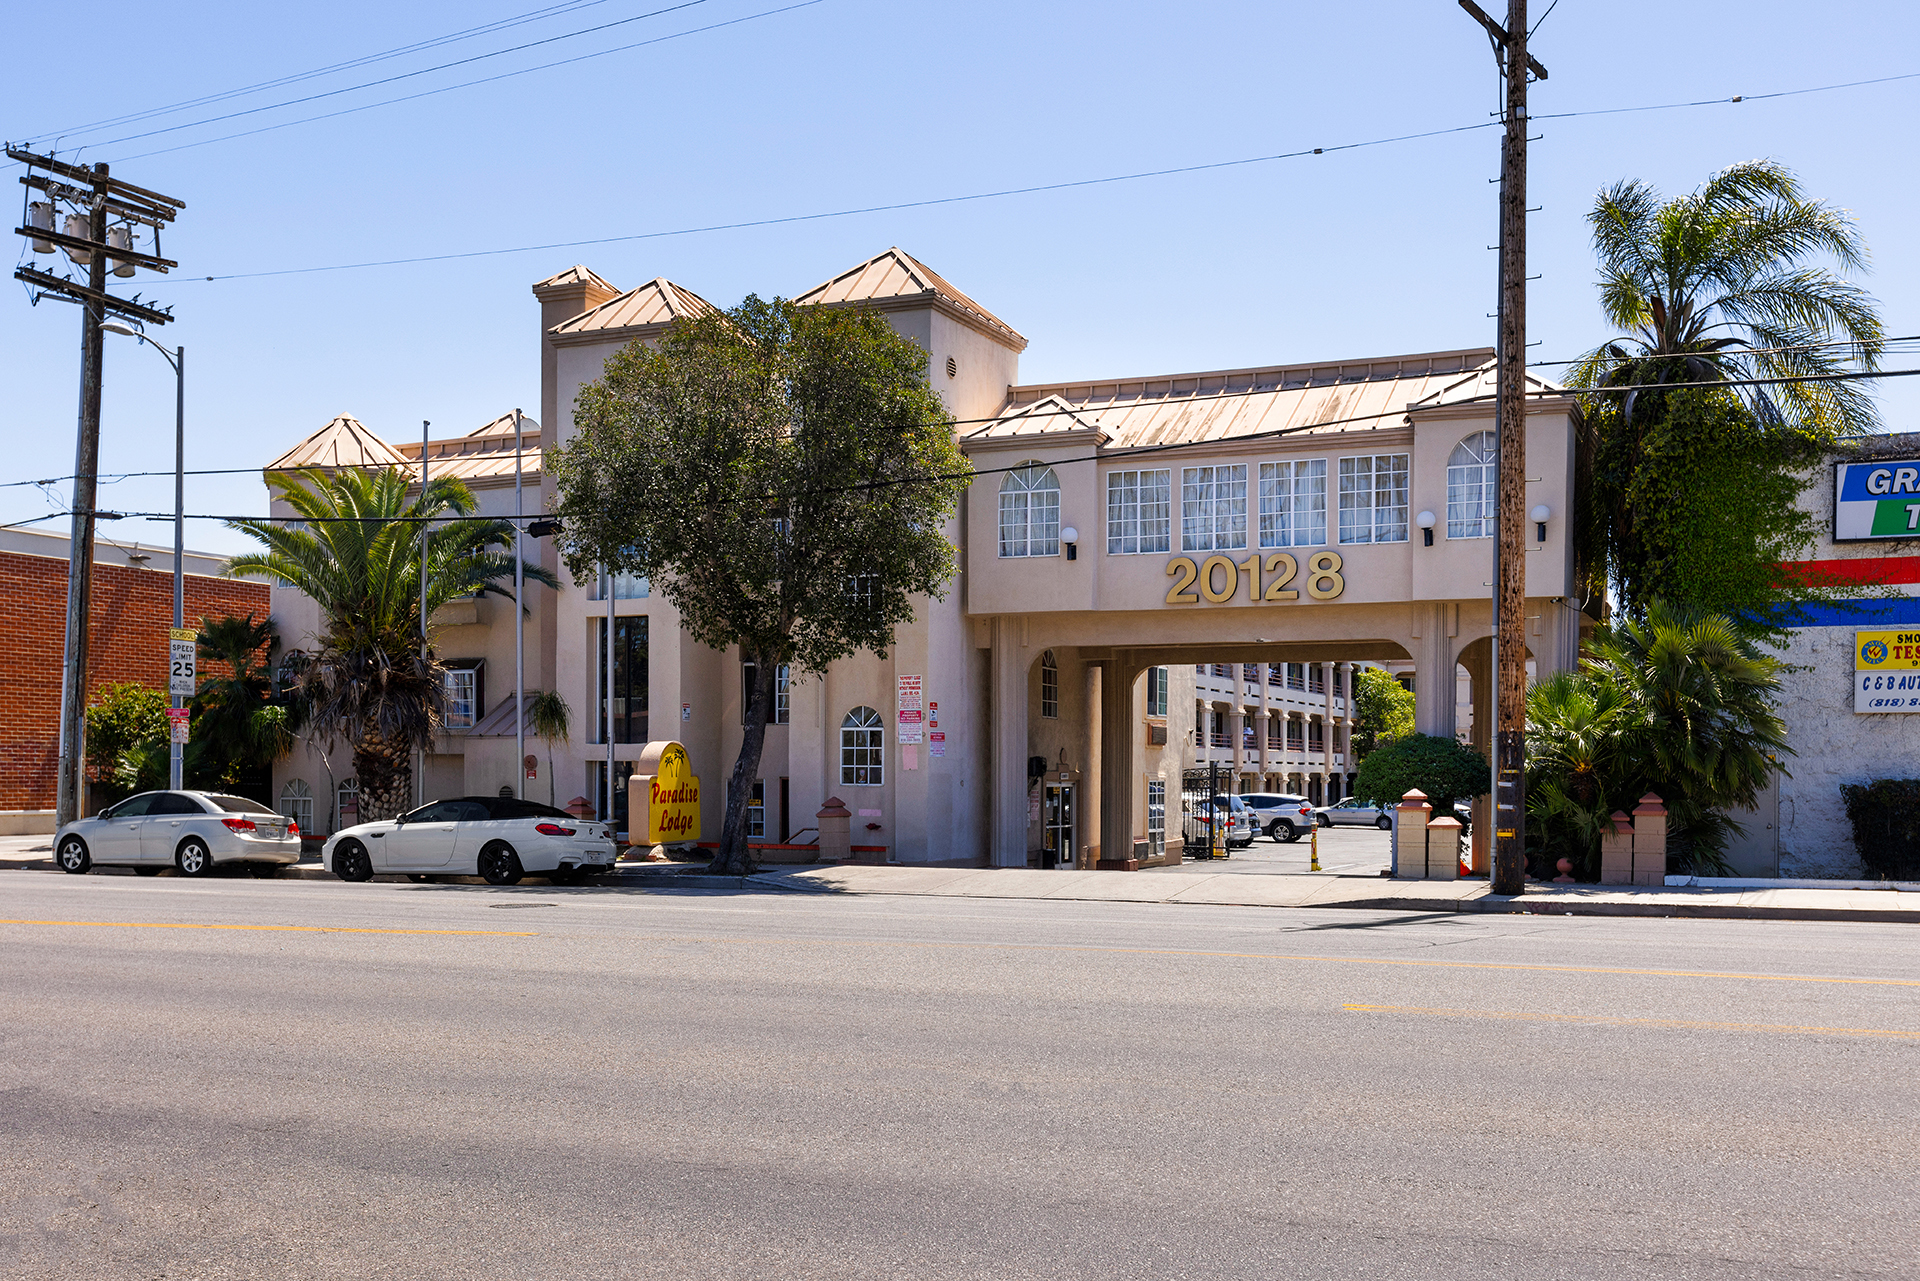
[1164,552,1344,606]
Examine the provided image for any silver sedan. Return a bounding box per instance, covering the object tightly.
[54,791,302,877]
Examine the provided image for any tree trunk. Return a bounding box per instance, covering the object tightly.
[712,655,778,876]
[353,730,414,823]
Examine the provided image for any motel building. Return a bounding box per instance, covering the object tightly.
[264,246,1588,869]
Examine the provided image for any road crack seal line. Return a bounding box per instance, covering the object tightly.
[0,918,535,937]
[1341,1002,1920,1039]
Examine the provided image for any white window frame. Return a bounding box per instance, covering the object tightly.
[840,707,884,786]
[1040,651,1059,719]
[999,461,1061,558]
[1147,779,1166,859]
[1337,454,1409,545]
[1257,459,1327,548]
[443,668,477,729]
[1105,468,1172,554]
[1181,464,1247,552]
[1446,430,1497,539]
[278,778,313,834]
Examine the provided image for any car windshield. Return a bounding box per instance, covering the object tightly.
[206,795,276,815]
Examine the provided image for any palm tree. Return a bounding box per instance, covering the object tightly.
[526,690,572,807]
[226,467,558,821]
[188,612,291,792]
[1567,162,1886,612]
[1568,160,1884,434]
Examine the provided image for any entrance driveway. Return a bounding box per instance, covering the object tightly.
[1151,822,1391,876]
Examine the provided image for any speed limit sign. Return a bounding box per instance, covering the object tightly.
[168,628,197,696]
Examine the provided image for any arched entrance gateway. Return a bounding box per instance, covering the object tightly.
[964,349,1588,869]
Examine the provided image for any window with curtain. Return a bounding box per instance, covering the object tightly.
[1106,468,1171,554]
[1258,459,1327,548]
[999,462,1060,557]
[1337,454,1409,544]
[841,707,884,785]
[1446,430,1497,539]
[1040,651,1059,719]
[1181,465,1247,552]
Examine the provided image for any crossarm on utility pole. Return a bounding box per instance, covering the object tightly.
[1457,0,1549,79]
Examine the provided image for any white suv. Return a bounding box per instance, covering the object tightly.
[324,796,617,885]
[1238,793,1317,843]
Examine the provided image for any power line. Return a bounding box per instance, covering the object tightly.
[19,0,628,142]
[74,0,718,152]
[106,0,823,166]
[115,62,1920,287]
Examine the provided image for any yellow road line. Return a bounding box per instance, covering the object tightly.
[1342,1002,1920,1040]
[0,918,534,938]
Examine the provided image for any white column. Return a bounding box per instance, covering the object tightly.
[991,618,1028,867]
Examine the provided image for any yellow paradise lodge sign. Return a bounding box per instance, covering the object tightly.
[635,740,701,843]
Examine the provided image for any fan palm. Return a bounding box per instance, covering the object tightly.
[526,690,572,807]
[227,467,558,821]
[187,612,291,791]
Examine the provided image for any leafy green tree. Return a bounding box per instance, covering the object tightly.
[84,681,168,809]
[527,689,572,808]
[1526,603,1790,877]
[549,296,971,875]
[1351,665,1414,760]
[1567,161,1885,624]
[1352,733,1488,813]
[227,467,557,821]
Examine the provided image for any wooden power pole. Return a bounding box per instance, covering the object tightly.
[1457,2,1543,896]
[9,148,184,826]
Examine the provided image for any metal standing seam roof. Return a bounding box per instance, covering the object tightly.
[549,276,720,336]
[793,246,1028,350]
[967,349,1525,450]
[532,264,619,294]
[264,414,411,471]
[264,414,541,484]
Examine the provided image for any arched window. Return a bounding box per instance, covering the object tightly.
[1446,430,1497,539]
[338,778,360,826]
[999,461,1060,558]
[278,778,313,834]
[1040,651,1059,718]
[841,707,884,786]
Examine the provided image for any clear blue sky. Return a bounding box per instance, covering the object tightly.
[5,0,1917,556]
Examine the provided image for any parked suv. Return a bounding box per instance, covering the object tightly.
[1181,794,1255,854]
[1239,793,1316,843]
[54,790,302,876]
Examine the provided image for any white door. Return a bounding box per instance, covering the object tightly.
[386,800,462,868]
[141,793,210,861]
[92,794,156,860]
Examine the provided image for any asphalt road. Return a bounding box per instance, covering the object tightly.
[4,873,1916,1280]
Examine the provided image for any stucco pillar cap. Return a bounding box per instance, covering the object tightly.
[817,797,852,819]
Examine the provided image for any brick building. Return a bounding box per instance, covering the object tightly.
[1,527,268,832]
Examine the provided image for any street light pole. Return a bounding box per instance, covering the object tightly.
[103,323,185,790]
[513,408,525,802]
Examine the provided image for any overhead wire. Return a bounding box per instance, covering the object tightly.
[18,0,629,142]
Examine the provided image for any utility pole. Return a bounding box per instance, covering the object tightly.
[1456,2,1543,896]
[10,147,184,827]
[513,408,526,803]
[419,420,430,810]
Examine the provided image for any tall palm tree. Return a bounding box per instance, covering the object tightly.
[1566,161,1885,612]
[188,612,292,792]
[526,689,572,807]
[1568,159,1884,433]
[227,467,557,821]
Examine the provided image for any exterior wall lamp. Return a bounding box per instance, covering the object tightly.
[1061,525,1079,560]
[1530,504,1551,542]
[1415,510,1436,546]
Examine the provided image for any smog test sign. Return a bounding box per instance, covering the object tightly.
[629,740,700,843]
[1834,459,1920,540]
[1854,630,1920,712]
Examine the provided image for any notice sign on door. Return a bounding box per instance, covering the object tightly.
[168,628,196,696]
[1855,630,1920,712]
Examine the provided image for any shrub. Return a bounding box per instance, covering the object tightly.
[1352,733,1488,811]
[1839,780,1920,881]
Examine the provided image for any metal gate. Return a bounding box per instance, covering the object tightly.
[1181,763,1227,859]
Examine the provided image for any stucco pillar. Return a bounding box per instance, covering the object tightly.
[1082,663,1102,866]
[990,618,1028,868]
[1257,664,1272,779]
[1322,662,1335,788]
[1229,708,1244,778]
[1099,658,1139,865]
[1411,605,1458,740]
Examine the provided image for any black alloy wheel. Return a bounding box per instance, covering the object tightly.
[334,840,374,883]
[174,838,215,878]
[478,843,524,887]
[56,836,91,875]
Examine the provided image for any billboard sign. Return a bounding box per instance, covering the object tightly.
[1834,459,1920,541]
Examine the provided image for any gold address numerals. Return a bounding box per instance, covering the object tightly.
[1164,551,1344,605]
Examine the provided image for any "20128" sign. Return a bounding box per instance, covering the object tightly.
[1164,552,1344,605]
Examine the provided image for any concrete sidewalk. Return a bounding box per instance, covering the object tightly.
[744,863,1920,923]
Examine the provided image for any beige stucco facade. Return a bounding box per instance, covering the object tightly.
[267,246,1587,870]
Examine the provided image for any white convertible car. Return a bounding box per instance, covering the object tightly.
[323,796,617,885]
